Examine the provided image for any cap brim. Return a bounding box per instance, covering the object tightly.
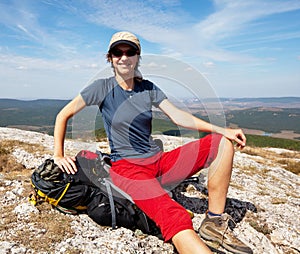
[109,40,139,51]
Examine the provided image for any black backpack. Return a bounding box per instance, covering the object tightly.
[29,150,161,238]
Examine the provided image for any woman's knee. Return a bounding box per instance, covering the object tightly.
[203,134,234,168]
[208,136,234,175]
[220,136,235,155]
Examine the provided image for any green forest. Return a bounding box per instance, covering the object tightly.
[1,98,299,150]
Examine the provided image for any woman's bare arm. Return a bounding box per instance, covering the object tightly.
[158,99,246,148]
[53,94,86,174]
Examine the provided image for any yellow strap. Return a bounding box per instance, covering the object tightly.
[30,180,71,207]
[54,182,71,206]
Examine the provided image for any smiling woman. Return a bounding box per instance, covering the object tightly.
[109,44,139,87]
[52,31,253,254]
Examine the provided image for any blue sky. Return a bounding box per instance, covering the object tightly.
[0,0,300,99]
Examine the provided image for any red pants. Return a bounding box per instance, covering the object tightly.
[110,134,223,241]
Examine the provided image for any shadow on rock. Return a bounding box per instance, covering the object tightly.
[171,176,257,224]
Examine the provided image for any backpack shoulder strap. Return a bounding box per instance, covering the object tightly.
[104,178,116,229]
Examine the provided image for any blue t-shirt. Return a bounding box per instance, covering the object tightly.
[80,77,167,161]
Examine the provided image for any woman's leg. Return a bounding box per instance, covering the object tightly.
[157,133,232,214]
[207,136,234,214]
[199,137,254,254]
[158,134,223,186]
[111,162,213,253]
[172,229,212,254]
[110,159,194,242]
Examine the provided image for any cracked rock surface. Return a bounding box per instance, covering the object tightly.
[0,127,299,254]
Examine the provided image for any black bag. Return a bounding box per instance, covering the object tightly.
[30,159,96,213]
[29,150,161,238]
[73,150,161,237]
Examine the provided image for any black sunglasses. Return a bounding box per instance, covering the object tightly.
[110,48,138,57]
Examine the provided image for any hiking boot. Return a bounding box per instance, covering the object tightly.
[199,213,253,254]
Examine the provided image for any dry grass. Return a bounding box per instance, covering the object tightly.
[280,151,300,159]
[241,146,300,159]
[241,146,300,175]
[0,139,51,173]
[0,139,49,154]
[0,152,76,252]
[277,159,300,175]
[0,201,75,252]
[245,213,273,236]
[0,152,25,173]
[229,182,245,191]
[271,197,287,204]
[248,220,273,236]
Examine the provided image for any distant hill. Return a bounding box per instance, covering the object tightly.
[220,97,300,109]
[0,99,70,134]
[0,98,299,140]
[221,97,300,104]
[226,108,300,133]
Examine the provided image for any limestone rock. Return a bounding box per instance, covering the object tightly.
[0,127,299,254]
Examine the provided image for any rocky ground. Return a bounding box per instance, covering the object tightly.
[0,127,299,254]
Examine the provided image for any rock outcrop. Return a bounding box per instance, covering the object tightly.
[0,127,299,254]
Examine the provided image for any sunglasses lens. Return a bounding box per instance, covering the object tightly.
[111,49,123,57]
[111,49,137,57]
[126,50,137,57]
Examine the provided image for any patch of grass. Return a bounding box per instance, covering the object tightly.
[229,182,245,191]
[0,139,48,154]
[238,164,260,177]
[279,151,300,159]
[271,197,287,205]
[95,128,108,141]
[241,145,300,175]
[0,146,9,155]
[240,147,261,157]
[0,141,25,172]
[246,134,300,151]
[277,159,300,175]
[29,211,74,250]
[0,172,76,253]
[1,202,75,252]
[0,152,25,173]
[0,140,49,173]
[246,213,273,236]
[249,220,273,235]
[0,146,86,253]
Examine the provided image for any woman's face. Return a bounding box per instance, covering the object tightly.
[110,44,139,79]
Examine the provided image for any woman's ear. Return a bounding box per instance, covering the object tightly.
[106,53,112,63]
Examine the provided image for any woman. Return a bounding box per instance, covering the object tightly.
[53,31,252,254]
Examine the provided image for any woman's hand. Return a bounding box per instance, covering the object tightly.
[54,155,77,174]
[223,128,246,149]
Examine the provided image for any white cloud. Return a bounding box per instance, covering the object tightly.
[3,0,300,63]
[68,0,300,63]
[203,61,215,68]
[0,0,299,98]
[16,65,27,70]
[0,52,109,99]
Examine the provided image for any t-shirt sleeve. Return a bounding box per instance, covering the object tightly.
[80,79,107,106]
[150,82,168,107]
